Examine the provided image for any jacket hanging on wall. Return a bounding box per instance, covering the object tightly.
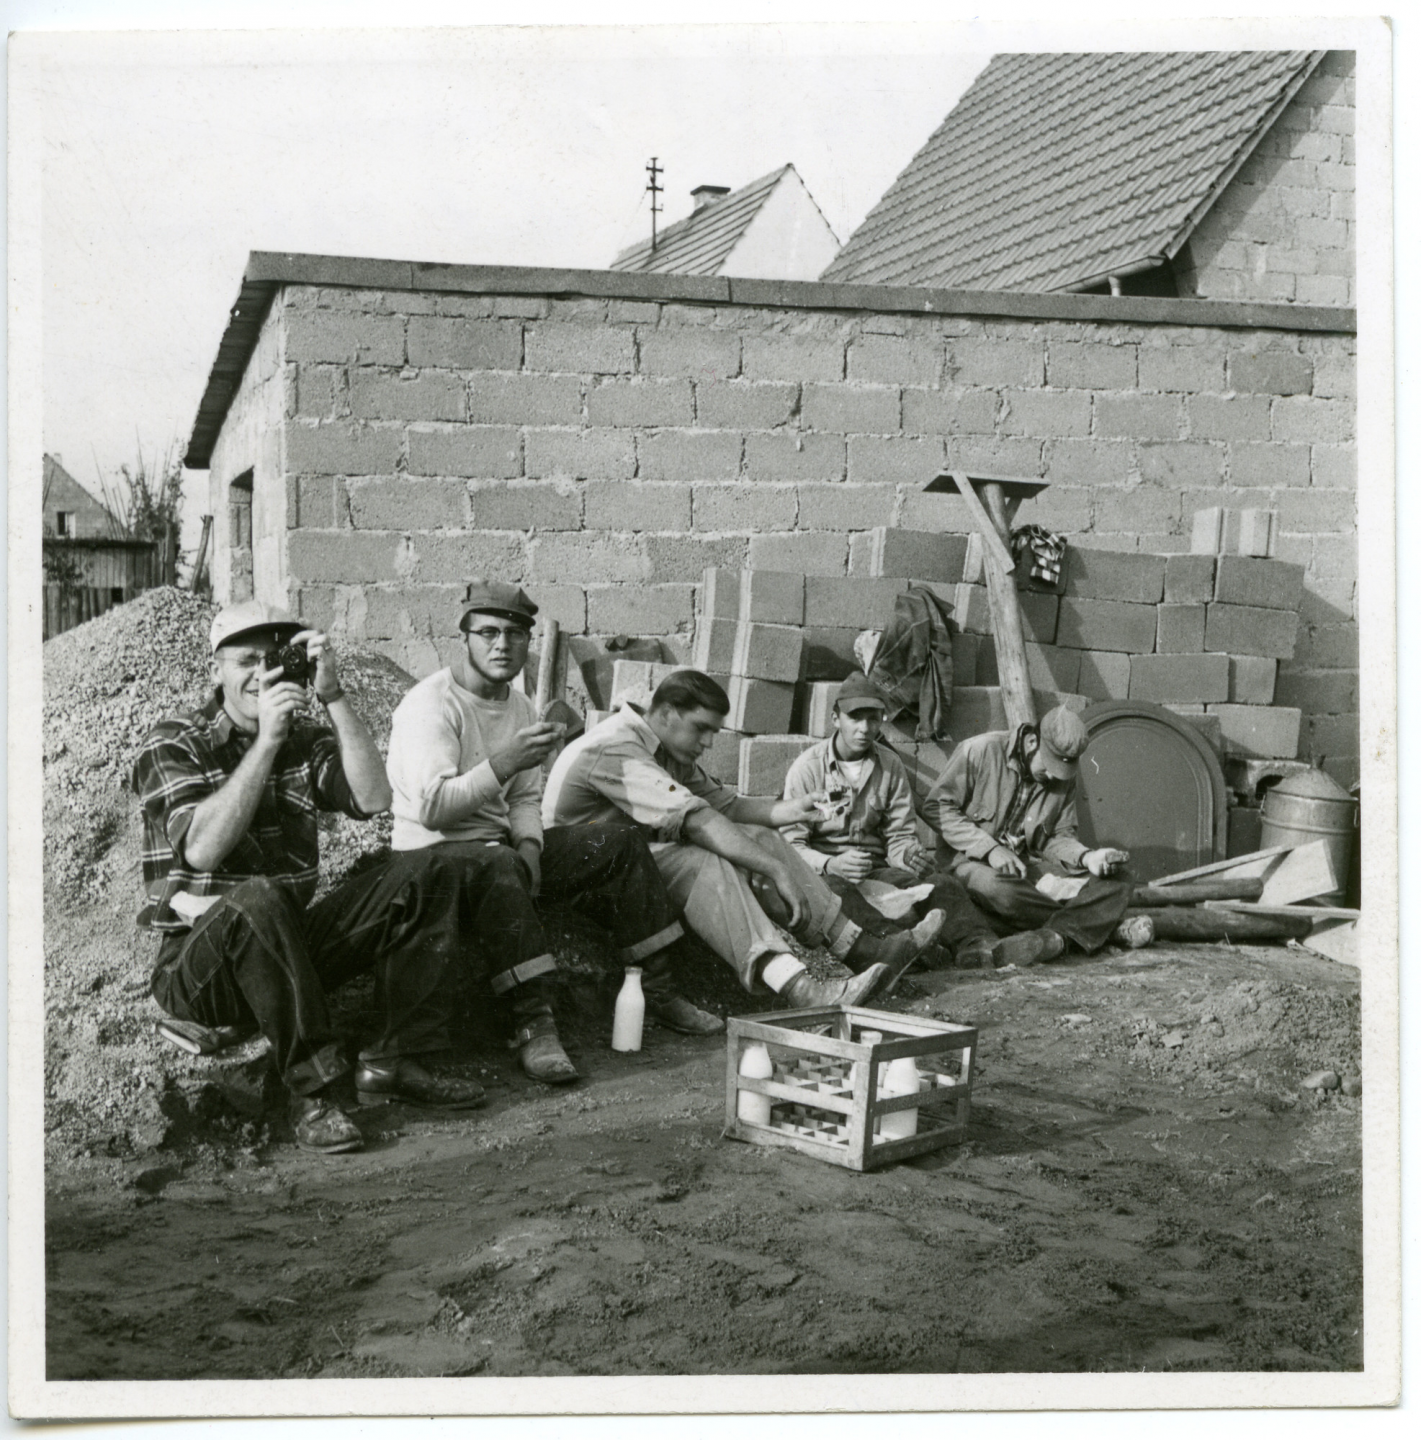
[866,583,956,742]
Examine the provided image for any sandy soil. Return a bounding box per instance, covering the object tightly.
[46,939,1361,1379]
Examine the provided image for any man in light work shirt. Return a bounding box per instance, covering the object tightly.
[923,705,1146,958]
[543,670,946,1007]
[385,583,722,1085]
[133,601,486,1159]
[782,674,1035,969]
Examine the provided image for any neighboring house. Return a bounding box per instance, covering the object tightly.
[611,164,840,281]
[43,453,119,538]
[823,50,1354,306]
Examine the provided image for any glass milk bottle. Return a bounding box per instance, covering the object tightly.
[611,967,645,1052]
[737,1043,774,1124]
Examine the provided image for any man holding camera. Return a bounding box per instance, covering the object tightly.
[133,601,485,1158]
[922,705,1146,959]
[384,583,721,1087]
[780,674,1027,969]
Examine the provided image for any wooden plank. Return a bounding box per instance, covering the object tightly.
[1258,838,1342,906]
[947,472,1015,573]
[1204,900,1361,921]
[1302,918,1359,966]
[1128,906,1313,942]
[1150,844,1291,887]
[1131,878,1265,906]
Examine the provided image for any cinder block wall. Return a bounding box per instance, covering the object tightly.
[1176,51,1355,307]
[206,268,1357,785]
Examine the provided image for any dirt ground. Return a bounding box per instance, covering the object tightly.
[45,938,1362,1380]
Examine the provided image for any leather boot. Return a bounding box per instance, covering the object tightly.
[844,908,947,995]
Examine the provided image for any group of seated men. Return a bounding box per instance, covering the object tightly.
[134,581,1137,1158]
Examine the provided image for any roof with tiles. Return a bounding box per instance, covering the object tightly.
[611,165,791,275]
[822,50,1324,293]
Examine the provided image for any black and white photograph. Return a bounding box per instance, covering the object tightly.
[6,2,1401,1421]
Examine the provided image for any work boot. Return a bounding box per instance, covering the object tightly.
[513,1015,580,1084]
[289,1091,363,1155]
[845,909,947,995]
[1112,915,1155,950]
[991,928,1067,968]
[782,963,889,1009]
[645,994,725,1035]
[155,1017,258,1056]
[954,937,998,970]
[354,1057,487,1109]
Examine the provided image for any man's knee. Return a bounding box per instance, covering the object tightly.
[222,876,300,929]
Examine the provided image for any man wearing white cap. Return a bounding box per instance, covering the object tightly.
[923,705,1147,958]
[132,601,486,1158]
[385,581,721,1087]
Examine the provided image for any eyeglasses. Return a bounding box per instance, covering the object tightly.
[465,626,531,646]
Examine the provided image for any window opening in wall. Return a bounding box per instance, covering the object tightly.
[229,470,255,604]
[54,511,75,537]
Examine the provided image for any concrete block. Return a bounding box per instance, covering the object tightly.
[741,569,805,625]
[413,532,528,585]
[947,686,1007,738]
[901,386,999,436]
[527,533,643,585]
[287,531,399,585]
[798,484,896,532]
[847,333,941,387]
[848,435,944,487]
[800,627,862,682]
[295,365,339,418]
[585,480,691,532]
[287,422,403,477]
[1001,387,1092,438]
[1093,393,1183,441]
[741,335,844,383]
[1077,650,1132,700]
[732,623,804,683]
[1036,690,1090,717]
[951,583,992,634]
[1056,598,1159,653]
[693,484,794,533]
[1226,350,1313,395]
[1046,341,1137,390]
[1138,441,1225,489]
[1128,653,1230,703]
[608,659,657,706]
[524,427,634,482]
[801,384,900,435]
[749,532,847,576]
[1164,554,1215,603]
[1311,443,1356,489]
[949,336,1044,388]
[586,379,693,428]
[293,476,340,529]
[1137,345,1225,393]
[1062,549,1166,604]
[639,429,742,484]
[406,317,522,371]
[1206,704,1303,759]
[739,735,820,798]
[1227,805,1265,858]
[692,616,738,673]
[1274,668,1358,715]
[1165,708,1224,753]
[744,432,846,483]
[695,382,797,430]
[951,630,980,686]
[702,729,746,786]
[469,481,581,532]
[1024,643,1081,693]
[1156,604,1207,653]
[1205,603,1299,660]
[1093,483,1182,537]
[586,584,693,636]
[802,681,839,738]
[1235,509,1276,558]
[468,373,584,426]
[285,310,405,365]
[804,576,906,629]
[346,477,465,532]
[645,535,746,585]
[1018,591,1060,645]
[866,528,968,583]
[727,676,796,735]
[699,568,738,621]
[1190,506,1225,555]
[524,323,634,376]
[1186,394,1271,442]
[1213,555,1305,611]
[409,426,521,479]
[638,328,741,380]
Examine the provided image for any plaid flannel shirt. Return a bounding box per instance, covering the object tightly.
[130,691,368,931]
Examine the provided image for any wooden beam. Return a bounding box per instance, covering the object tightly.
[1150,844,1291,887]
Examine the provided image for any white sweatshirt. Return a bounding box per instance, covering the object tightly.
[386,668,543,852]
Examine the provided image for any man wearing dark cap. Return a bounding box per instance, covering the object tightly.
[132,600,486,1159]
[386,582,721,1085]
[782,674,1022,968]
[923,705,1148,958]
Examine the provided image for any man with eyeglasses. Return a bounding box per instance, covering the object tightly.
[922,705,1147,960]
[385,581,722,1086]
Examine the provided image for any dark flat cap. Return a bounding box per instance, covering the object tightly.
[459,579,539,629]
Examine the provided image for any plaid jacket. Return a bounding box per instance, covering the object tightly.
[130,691,367,931]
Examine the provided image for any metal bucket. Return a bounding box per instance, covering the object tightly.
[1259,768,1358,902]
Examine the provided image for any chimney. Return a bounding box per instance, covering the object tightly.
[691,185,731,211]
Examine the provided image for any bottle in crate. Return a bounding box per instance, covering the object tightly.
[737,1042,774,1124]
[879,1056,922,1139]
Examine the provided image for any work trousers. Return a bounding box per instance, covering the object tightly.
[952,856,1133,954]
[151,851,464,1096]
[650,825,857,992]
[823,866,998,958]
[435,826,684,1006]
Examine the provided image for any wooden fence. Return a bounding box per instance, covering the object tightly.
[41,534,172,641]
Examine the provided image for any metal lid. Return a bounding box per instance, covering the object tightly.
[1268,767,1354,803]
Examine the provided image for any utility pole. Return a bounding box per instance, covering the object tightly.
[646,157,663,252]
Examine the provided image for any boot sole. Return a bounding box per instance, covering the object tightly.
[355,1090,487,1110]
[296,1136,364,1154]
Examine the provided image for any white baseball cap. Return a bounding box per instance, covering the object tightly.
[209,600,302,654]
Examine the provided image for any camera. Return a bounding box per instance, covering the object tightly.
[266,641,311,687]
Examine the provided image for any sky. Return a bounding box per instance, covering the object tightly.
[34,23,992,541]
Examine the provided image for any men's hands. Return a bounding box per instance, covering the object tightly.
[778,791,827,825]
[254,662,306,750]
[903,842,935,878]
[768,862,809,931]
[294,628,340,701]
[489,722,564,781]
[825,848,875,882]
[1083,847,1129,877]
[517,839,543,897]
[987,844,1027,878]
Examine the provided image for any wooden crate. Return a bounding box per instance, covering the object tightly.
[723,1005,976,1172]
